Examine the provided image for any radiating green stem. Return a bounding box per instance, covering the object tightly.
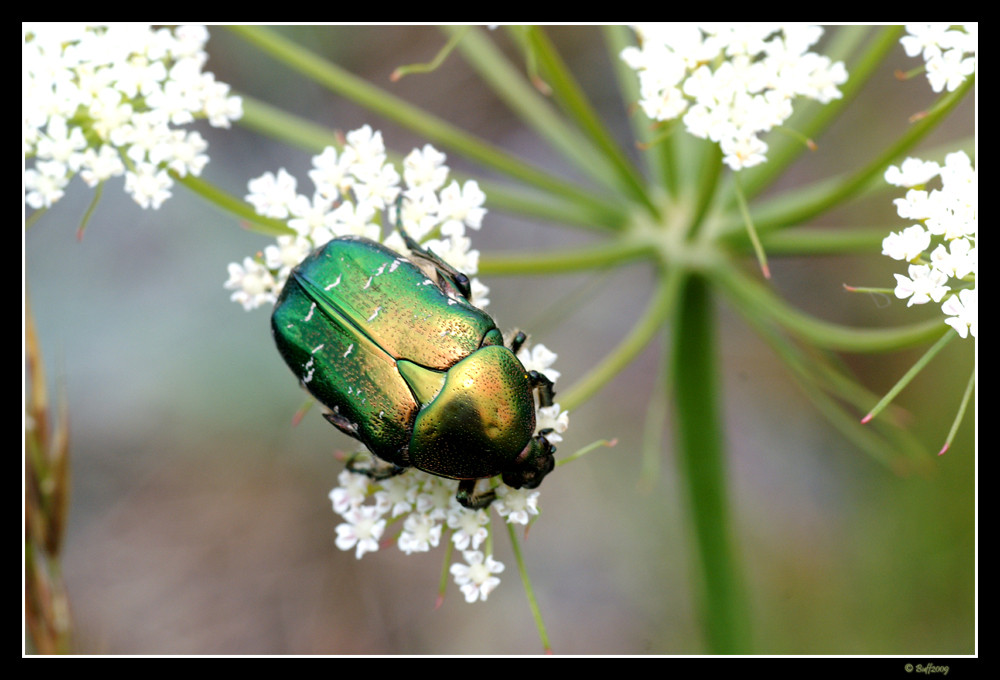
[862,329,957,423]
[670,275,750,653]
[716,266,948,352]
[446,25,634,205]
[939,370,975,455]
[174,173,294,237]
[518,26,657,214]
[478,239,652,276]
[507,523,551,653]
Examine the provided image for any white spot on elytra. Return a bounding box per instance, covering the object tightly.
[344,343,354,358]
[325,274,341,290]
[303,302,316,321]
[311,344,325,354]
[363,275,373,290]
[367,306,381,322]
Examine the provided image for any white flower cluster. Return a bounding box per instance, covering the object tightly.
[882,152,976,339]
[620,24,847,170]
[23,24,241,211]
[330,467,525,603]
[225,126,489,311]
[901,24,976,93]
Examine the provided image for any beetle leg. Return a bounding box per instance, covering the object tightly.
[323,409,360,437]
[393,196,473,300]
[508,330,528,355]
[502,432,555,491]
[346,451,406,481]
[528,370,556,408]
[456,478,497,510]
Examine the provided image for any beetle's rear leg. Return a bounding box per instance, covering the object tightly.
[324,409,406,480]
[345,450,407,481]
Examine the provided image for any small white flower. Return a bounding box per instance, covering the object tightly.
[24,161,70,209]
[335,505,386,559]
[373,474,420,518]
[881,225,930,262]
[536,403,570,443]
[309,147,353,201]
[925,47,976,93]
[124,164,172,209]
[263,235,313,279]
[397,513,443,554]
[415,476,458,521]
[517,343,560,384]
[884,158,941,187]
[437,180,487,233]
[224,257,278,311]
[941,288,976,339]
[450,550,504,603]
[494,485,540,526]
[893,264,949,307]
[404,144,449,194]
[929,238,975,280]
[329,469,373,516]
[901,24,975,93]
[446,506,490,551]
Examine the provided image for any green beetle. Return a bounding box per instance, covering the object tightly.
[271,228,556,509]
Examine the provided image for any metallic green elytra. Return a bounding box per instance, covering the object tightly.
[271,232,556,509]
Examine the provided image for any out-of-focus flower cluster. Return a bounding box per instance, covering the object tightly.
[620,24,847,170]
[23,24,241,211]
[901,24,976,93]
[882,151,976,339]
[230,125,569,602]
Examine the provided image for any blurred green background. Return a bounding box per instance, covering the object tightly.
[24,25,974,654]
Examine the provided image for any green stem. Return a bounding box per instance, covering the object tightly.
[670,275,749,653]
[507,523,552,653]
[862,329,957,423]
[478,239,653,276]
[758,226,889,255]
[716,266,949,353]
[447,25,633,205]
[939,370,975,455]
[518,26,657,214]
[174,173,294,237]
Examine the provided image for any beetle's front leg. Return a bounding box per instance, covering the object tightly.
[528,370,556,408]
[455,479,496,510]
